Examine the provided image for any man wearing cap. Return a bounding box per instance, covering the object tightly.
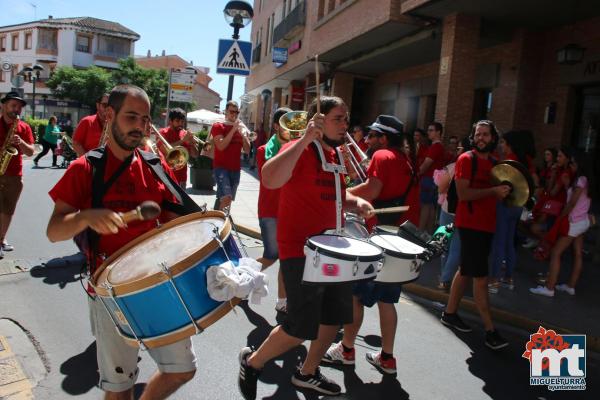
[322,114,417,375]
[73,93,109,157]
[256,107,291,314]
[0,92,35,257]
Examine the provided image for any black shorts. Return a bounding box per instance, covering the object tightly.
[458,227,493,278]
[280,257,353,340]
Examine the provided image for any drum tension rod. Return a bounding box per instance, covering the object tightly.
[159,262,204,335]
[100,282,148,351]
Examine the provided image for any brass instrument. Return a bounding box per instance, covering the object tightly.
[150,124,189,171]
[99,121,110,147]
[490,160,535,207]
[343,132,369,183]
[0,115,20,176]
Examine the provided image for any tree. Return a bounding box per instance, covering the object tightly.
[46,66,114,108]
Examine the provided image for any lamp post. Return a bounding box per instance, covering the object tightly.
[223,1,253,102]
[19,64,44,118]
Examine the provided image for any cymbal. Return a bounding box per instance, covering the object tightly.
[491,160,534,207]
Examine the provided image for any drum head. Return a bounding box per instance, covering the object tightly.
[307,234,381,258]
[107,217,225,285]
[370,234,425,258]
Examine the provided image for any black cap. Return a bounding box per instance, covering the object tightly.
[1,91,27,106]
[368,115,404,136]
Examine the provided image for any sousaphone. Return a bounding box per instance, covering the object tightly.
[490,160,535,208]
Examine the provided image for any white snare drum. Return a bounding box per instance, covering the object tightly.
[369,234,426,284]
[343,213,369,239]
[303,234,383,284]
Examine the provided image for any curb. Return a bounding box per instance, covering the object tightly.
[233,222,600,353]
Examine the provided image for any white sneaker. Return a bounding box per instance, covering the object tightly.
[522,239,539,249]
[529,285,554,297]
[555,284,575,296]
[2,241,14,251]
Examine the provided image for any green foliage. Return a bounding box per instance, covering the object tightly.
[46,66,113,108]
[195,129,209,142]
[24,117,49,143]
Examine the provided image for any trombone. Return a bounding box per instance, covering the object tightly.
[343,132,369,183]
[149,124,189,171]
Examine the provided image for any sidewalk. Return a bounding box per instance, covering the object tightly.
[212,162,600,350]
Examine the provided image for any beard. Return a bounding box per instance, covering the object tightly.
[322,135,344,148]
[112,121,142,151]
[475,141,496,154]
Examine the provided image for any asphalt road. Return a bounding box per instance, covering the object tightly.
[0,159,598,400]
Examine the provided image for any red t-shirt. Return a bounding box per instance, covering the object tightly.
[48,148,177,258]
[367,148,416,226]
[159,127,193,184]
[416,143,429,170]
[0,117,34,176]
[211,122,243,171]
[454,151,497,233]
[277,142,345,260]
[257,145,280,218]
[73,114,103,153]
[422,141,445,177]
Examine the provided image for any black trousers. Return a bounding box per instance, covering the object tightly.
[34,139,57,166]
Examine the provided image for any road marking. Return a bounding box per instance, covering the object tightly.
[0,335,34,399]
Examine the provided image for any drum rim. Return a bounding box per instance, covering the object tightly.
[91,210,231,296]
[305,234,383,262]
[369,233,426,259]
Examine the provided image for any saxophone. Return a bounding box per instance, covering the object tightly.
[0,115,20,176]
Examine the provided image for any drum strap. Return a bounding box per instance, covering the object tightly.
[311,141,346,233]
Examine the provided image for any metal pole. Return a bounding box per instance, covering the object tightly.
[32,77,36,118]
[226,25,241,103]
[165,68,172,126]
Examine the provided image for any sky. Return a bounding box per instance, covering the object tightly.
[0,0,253,109]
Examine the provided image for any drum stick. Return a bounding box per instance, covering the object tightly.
[120,201,161,224]
[315,54,320,115]
[371,206,410,215]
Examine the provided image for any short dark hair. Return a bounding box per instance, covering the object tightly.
[429,121,444,134]
[272,107,292,126]
[169,107,186,121]
[225,100,239,110]
[469,119,499,151]
[413,128,425,136]
[107,85,149,115]
[96,93,109,104]
[307,96,346,120]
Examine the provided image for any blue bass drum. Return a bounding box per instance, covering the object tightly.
[91,211,241,349]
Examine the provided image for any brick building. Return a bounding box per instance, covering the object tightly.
[245,0,600,199]
[135,52,222,111]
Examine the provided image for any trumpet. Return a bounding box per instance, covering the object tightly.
[150,124,189,171]
[343,132,369,183]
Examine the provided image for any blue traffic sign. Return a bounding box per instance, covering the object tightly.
[217,39,253,76]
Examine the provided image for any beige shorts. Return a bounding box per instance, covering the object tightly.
[88,297,197,392]
[0,175,23,215]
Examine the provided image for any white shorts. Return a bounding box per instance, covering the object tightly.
[88,297,197,392]
[568,218,590,238]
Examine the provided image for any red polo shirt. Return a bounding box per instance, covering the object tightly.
[73,114,103,153]
[211,122,243,171]
[257,145,280,218]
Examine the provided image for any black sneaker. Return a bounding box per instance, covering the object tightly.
[291,366,341,395]
[485,330,509,350]
[238,347,261,400]
[440,311,472,333]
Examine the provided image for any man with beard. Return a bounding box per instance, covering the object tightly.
[238,97,374,399]
[73,93,109,157]
[158,108,199,188]
[440,120,511,350]
[256,107,291,314]
[322,115,417,375]
[47,85,196,400]
[0,92,35,257]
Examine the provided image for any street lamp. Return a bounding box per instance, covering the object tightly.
[19,64,44,118]
[223,1,253,102]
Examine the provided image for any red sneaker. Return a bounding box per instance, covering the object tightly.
[366,352,397,374]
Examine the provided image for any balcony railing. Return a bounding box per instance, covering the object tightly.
[252,43,262,64]
[95,49,130,59]
[272,1,306,47]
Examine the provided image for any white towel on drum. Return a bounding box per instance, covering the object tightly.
[206,257,269,304]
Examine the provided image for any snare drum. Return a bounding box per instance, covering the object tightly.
[369,234,427,284]
[303,234,383,284]
[91,211,241,349]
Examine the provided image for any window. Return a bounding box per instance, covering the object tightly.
[264,18,270,57]
[38,29,58,50]
[269,13,274,53]
[328,0,336,13]
[283,0,287,19]
[97,36,129,57]
[25,32,32,49]
[76,35,91,53]
[318,0,325,19]
[11,34,18,51]
[0,36,5,52]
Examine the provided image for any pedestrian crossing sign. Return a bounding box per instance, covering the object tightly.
[217,39,252,76]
